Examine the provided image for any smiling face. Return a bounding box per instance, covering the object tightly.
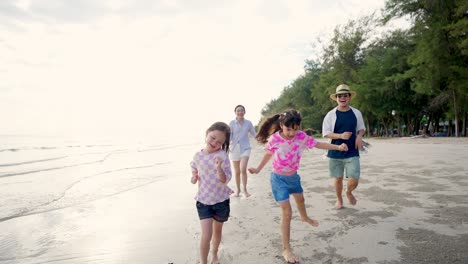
[336,93,351,110]
[280,124,300,140]
[205,130,227,153]
[235,106,245,120]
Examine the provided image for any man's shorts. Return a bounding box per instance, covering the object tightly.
[196,199,230,222]
[329,156,360,179]
[229,145,251,161]
[270,172,303,202]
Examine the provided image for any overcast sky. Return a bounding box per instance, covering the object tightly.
[0,0,388,140]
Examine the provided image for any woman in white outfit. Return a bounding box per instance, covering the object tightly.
[229,105,256,197]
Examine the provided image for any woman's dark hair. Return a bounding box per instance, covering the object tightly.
[234,105,245,112]
[255,109,302,144]
[206,121,231,152]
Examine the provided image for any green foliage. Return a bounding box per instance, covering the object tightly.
[257,0,467,137]
[384,0,467,136]
[260,64,321,129]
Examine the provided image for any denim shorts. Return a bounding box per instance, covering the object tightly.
[270,172,303,202]
[329,156,360,179]
[196,199,230,222]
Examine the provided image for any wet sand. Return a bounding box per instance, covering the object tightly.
[213,137,468,263]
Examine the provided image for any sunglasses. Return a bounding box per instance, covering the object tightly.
[337,94,350,98]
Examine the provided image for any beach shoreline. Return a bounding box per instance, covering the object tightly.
[1,137,467,264]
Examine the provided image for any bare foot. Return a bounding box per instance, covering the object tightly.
[232,191,240,197]
[211,254,219,264]
[335,201,344,209]
[243,189,251,197]
[302,217,319,227]
[346,193,357,205]
[282,248,299,263]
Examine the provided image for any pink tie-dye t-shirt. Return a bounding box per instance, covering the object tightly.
[265,131,317,175]
[190,149,233,205]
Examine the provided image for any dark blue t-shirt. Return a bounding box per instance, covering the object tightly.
[327,109,360,159]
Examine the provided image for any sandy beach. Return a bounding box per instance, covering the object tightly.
[1,137,467,264]
[205,137,468,264]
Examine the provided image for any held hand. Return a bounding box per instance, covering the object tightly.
[248,167,259,174]
[341,132,352,140]
[338,143,348,151]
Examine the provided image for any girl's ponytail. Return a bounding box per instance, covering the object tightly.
[255,109,302,144]
[255,114,281,144]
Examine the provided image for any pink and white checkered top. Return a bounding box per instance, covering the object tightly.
[190,149,233,205]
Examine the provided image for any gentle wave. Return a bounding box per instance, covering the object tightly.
[0,134,201,263]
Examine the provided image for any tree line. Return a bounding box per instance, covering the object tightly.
[260,0,467,137]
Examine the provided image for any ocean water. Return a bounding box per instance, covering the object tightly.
[0,134,204,263]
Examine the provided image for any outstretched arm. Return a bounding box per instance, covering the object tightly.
[315,141,348,151]
[324,132,353,140]
[248,152,273,174]
[249,123,257,138]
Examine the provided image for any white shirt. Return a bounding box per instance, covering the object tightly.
[322,106,365,137]
[229,119,256,153]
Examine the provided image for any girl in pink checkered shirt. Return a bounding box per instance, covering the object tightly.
[190,121,233,264]
[248,109,347,263]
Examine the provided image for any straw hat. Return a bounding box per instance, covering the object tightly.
[330,84,357,100]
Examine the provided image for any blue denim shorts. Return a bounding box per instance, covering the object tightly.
[329,156,360,179]
[270,172,303,202]
[196,199,230,222]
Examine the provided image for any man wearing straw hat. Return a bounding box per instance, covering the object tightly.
[322,84,366,209]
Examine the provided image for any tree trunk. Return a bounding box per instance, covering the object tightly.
[366,116,370,137]
[448,120,453,137]
[406,113,415,135]
[453,90,459,137]
[463,111,467,137]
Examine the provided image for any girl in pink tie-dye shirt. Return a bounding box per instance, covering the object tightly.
[248,109,347,264]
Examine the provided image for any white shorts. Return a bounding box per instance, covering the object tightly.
[229,145,251,161]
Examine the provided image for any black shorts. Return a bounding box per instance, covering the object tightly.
[196,199,230,222]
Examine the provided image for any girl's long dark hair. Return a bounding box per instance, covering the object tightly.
[206,121,231,152]
[255,109,302,144]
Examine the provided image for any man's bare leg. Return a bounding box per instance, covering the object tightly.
[346,178,359,205]
[334,177,344,209]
